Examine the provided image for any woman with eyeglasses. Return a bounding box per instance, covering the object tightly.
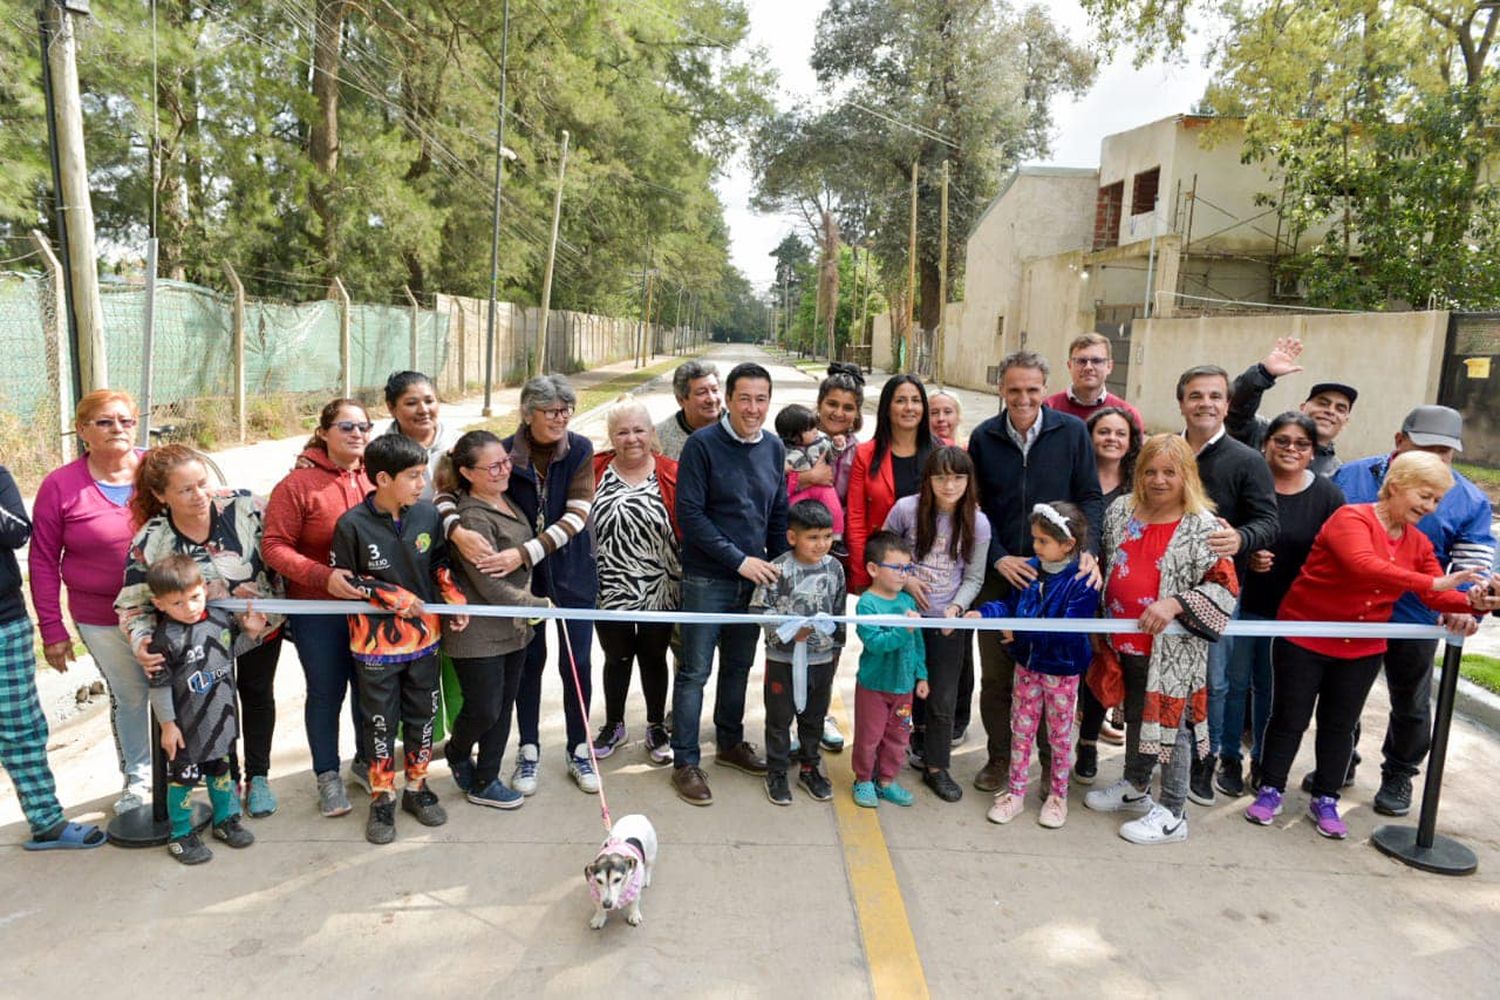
[438,431,550,810]
[263,398,375,818]
[501,375,599,798]
[29,390,151,814]
[588,400,682,765]
[1218,412,1345,797]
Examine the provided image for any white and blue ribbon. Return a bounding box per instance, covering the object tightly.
[773,613,838,711]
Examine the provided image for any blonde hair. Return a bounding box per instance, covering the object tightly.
[929,390,963,418]
[605,398,660,453]
[75,388,137,426]
[1380,450,1454,500]
[1129,434,1216,516]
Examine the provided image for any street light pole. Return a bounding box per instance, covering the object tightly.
[482,0,512,417]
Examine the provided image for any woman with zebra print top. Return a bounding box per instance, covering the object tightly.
[589,400,682,765]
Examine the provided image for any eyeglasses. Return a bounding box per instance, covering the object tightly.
[1070,356,1110,368]
[331,420,374,434]
[538,406,573,420]
[90,417,138,430]
[875,562,916,575]
[1270,435,1313,452]
[475,458,512,476]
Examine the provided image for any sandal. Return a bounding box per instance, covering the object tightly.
[24,821,106,851]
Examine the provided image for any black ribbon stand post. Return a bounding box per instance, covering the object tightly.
[1372,633,1478,876]
[107,708,213,847]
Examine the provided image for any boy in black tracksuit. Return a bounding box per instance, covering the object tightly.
[332,434,468,845]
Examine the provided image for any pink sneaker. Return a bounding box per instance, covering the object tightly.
[987,792,1025,825]
[1244,786,1283,825]
[1038,795,1067,829]
[1307,795,1348,839]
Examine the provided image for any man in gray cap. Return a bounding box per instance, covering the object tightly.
[1324,404,1495,815]
[1227,336,1356,475]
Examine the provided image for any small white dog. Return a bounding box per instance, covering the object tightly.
[585,813,657,929]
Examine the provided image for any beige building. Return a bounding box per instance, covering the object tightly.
[912,113,1325,393]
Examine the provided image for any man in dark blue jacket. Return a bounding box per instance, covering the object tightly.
[671,362,789,805]
[968,351,1104,794]
[1331,405,1495,816]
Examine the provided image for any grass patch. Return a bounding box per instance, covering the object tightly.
[1456,462,1500,487]
[1460,652,1500,697]
[466,355,691,436]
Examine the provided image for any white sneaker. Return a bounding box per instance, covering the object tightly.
[1119,803,1188,845]
[1084,778,1154,814]
[113,785,146,816]
[820,715,845,752]
[568,744,600,794]
[512,744,540,796]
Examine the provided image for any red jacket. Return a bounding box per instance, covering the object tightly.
[592,451,681,540]
[1279,503,1470,658]
[263,447,371,601]
[846,439,906,592]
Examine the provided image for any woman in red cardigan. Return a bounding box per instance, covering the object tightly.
[1248,450,1494,840]
[845,375,933,592]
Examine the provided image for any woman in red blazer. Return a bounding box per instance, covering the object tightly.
[1248,450,1493,839]
[846,375,933,592]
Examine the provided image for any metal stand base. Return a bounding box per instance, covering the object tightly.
[1372,824,1478,876]
[107,800,213,848]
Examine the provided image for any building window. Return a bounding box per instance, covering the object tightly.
[1093,182,1123,250]
[1131,167,1161,216]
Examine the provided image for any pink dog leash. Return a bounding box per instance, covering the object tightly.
[559,621,613,834]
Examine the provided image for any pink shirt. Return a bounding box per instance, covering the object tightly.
[28,455,138,644]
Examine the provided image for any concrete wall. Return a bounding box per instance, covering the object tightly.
[871,312,894,372]
[1127,310,1450,458]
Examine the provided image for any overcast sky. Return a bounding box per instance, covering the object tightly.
[719,0,1214,292]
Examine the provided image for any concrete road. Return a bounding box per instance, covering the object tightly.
[4,345,1499,998]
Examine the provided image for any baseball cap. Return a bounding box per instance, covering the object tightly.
[1401,405,1464,451]
[1306,382,1358,407]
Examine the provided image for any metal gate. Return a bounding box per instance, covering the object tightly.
[1094,304,1141,399]
[1437,312,1500,467]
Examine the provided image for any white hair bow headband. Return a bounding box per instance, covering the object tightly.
[1032,502,1072,540]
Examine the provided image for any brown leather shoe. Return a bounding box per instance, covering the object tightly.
[671,765,713,806]
[973,759,1007,793]
[714,741,768,776]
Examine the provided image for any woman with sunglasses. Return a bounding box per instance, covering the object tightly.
[29,390,151,814]
[1218,412,1345,796]
[263,398,376,818]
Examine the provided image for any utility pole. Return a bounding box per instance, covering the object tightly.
[857,245,870,369]
[482,0,512,416]
[906,159,918,374]
[847,247,859,365]
[39,1,107,397]
[533,128,569,378]
[674,283,685,355]
[936,159,950,385]
[780,265,790,349]
[639,268,657,366]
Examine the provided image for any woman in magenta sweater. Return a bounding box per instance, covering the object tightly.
[28,389,150,815]
[262,398,374,818]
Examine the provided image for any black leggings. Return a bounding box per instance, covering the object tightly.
[1078,682,1108,744]
[236,634,282,779]
[1259,638,1383,799]
[448,649,526,788]
[597,621,671,727]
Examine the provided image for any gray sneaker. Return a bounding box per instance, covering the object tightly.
[317,770,352,817]
[347,759,373,796]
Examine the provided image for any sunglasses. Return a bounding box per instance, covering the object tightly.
[875,561,916,575]
[331,420,374,434]
[1269,435,1313,452]
[90,417,138,430]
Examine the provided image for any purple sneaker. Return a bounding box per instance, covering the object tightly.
[1244,786,1283,825]
[1308,795,1348,839]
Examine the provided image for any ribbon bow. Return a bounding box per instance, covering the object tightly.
[774,613,837,712]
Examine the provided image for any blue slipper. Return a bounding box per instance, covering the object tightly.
[24,821,106,851]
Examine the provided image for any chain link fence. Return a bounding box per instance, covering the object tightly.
[0,269,71,489]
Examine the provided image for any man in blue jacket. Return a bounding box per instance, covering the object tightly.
[968,351,1104,794]
[1331,405,1494,816]
[671,362,789,805]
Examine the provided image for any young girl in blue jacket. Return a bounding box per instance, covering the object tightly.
[967,501,1099,829]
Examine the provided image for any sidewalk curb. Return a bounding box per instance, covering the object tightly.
[1441,667,1500,736]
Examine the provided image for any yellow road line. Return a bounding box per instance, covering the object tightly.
[825,690,930,1000]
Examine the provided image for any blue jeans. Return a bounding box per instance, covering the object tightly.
[671,575,759,768]
[516,617,594,753]
[1206,603,1241,757]
[1221,612,1273,764]
[288,614,364,776]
